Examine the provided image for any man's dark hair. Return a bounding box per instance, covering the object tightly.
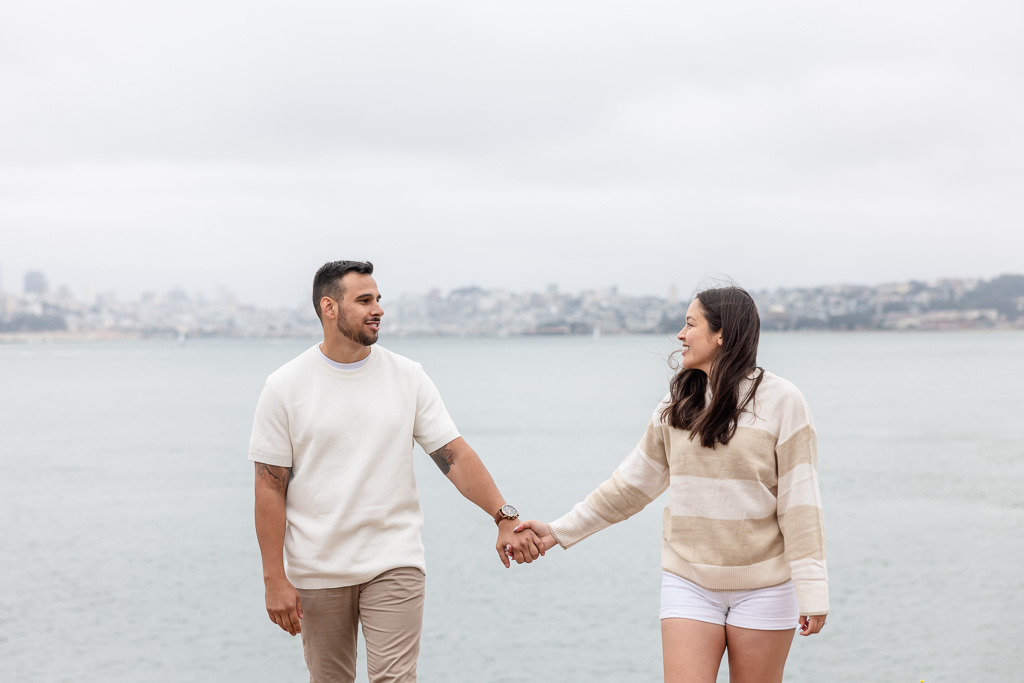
[312,260,374,320]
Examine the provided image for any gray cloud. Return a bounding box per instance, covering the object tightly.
[1,1,1021,306]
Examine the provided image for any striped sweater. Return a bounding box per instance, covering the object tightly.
[548,371,829,616]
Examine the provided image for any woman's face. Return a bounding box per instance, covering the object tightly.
[678,299,722,374]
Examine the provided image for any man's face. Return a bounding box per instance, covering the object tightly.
[333,273,383,346]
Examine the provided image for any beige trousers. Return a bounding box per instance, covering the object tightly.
[297,567,426,683]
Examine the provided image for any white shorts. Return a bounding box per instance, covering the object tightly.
[660,572,799,631]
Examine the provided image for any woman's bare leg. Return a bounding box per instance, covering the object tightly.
[662,618,727,683]
[724,625,795,683]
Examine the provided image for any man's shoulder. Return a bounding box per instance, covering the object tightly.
[372,345,425,375]
[266,345,319,384]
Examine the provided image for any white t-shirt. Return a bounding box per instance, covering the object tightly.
[249,344,460,588]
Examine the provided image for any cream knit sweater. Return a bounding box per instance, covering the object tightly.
[548,371,829,616]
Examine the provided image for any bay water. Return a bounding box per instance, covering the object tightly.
[2,332,1022,682]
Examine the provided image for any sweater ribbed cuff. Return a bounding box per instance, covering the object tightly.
[547,513,594,549]
[795,580,829,616]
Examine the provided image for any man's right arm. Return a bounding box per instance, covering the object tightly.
[254,462,303,636]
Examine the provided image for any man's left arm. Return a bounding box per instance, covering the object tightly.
[429,437,542,568]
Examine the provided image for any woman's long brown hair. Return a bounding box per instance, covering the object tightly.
[661,286,764,448]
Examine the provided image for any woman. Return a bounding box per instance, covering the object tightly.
[516,286,828,683]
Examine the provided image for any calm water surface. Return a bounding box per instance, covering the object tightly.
[1,332,1022,682]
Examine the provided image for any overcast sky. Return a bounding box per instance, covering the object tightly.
[1,1,1021,307]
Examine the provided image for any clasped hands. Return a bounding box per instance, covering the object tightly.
[496,519,557,567]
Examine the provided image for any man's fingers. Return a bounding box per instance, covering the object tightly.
[296,596,303,619]
[507,538,529,564]
[271,610,289,633]
[497,545,510,568]
[506,535,543,563]
[285,610,300,636]
[500,529,549,566]
[525,529,546,555]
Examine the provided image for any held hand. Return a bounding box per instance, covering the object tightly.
[799,614,826,636]
[265,577,303,636]
[496,520,543,568]
[513,520,557,554]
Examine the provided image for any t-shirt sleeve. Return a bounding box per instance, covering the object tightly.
[248,379,293,467]
[412,368,461,454]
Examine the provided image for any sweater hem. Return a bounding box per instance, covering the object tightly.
[661,546,829,615]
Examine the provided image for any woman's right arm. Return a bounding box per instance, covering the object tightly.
[520,413,671,550]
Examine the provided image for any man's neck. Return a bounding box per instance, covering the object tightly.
[319,337,371,364]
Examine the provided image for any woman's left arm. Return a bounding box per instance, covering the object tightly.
[776,390,830,618]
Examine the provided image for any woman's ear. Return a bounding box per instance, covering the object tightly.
[717,334,723,346]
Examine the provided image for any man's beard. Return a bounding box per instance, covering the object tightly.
[337,316,379,346]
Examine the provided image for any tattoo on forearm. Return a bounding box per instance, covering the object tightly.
[256,463,291,493]
[429,444,456,475]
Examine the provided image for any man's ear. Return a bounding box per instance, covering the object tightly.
[320,296,336,319]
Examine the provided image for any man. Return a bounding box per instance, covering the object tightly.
[250,260,541,683]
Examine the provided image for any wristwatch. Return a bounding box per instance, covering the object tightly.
[493,504,519,525]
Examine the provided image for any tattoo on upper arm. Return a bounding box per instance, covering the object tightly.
[255,462,291,493]
[429,444,456,475]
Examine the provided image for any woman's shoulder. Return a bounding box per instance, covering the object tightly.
[753,370,810,407]
[758,370,801,394]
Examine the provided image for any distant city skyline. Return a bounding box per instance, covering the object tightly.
[3,267,1020,339]
[2,261,1021,312]
[0,260,1019,309]
[1,262,1021,309]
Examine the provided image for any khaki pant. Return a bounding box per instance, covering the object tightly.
[297,567,426,683]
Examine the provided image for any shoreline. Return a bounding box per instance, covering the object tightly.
[3,325,1023,345]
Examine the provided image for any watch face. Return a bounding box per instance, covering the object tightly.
[501,504,518,518]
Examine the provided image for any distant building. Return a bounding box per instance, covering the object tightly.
[24,270,48,296]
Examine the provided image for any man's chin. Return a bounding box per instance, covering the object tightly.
[338,323,379,347]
